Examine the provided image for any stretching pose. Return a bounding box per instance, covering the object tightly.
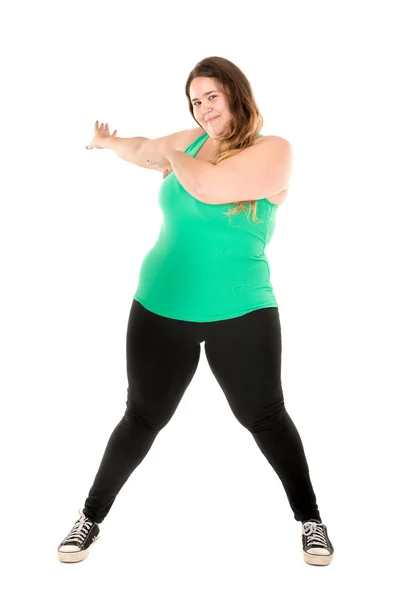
[58,56,334,567]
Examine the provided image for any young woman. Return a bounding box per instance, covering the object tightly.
[58,56,334,567]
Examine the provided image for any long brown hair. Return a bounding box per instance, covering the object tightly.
[185,56,264,223]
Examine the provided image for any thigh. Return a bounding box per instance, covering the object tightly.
[203,308,284,425]
[125,300,201,429]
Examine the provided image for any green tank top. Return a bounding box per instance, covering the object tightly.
[133,132,279,322]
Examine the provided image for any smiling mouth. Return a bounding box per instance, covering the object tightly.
[207,116,220,123]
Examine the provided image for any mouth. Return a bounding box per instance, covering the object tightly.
[206,116,220,123]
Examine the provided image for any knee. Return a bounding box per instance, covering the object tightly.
[238,398,288,434]
[122,395,171,434]
[247,405,288,434]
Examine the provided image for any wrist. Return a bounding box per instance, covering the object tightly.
[101,136,116,150]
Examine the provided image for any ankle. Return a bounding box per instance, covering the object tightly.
[302,518,322,524]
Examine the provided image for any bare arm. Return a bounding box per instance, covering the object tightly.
[92,122,204,171]
[101,136,149,165]
[164,149,214,201]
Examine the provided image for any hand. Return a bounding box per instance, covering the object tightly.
[86,121,117,150]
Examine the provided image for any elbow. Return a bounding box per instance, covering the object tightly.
[195,182,215,204]
[196,165,217,204]
[195,176,209,204]
[195,189,207,203]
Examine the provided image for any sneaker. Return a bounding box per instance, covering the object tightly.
[58,510,100,563]
[302,519,334,566]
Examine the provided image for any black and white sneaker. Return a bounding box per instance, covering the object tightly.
[302,519,334,566]
[58,510,100,563]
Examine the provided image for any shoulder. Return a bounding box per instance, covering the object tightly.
[256,135,291,147]
[253,135,292,161]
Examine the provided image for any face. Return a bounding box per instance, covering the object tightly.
[189,77,232,140]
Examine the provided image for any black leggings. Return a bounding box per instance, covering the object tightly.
[83,299,320,524]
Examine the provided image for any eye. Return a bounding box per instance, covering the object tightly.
[193,95,217,107]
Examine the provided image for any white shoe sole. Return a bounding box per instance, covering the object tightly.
[303,550,333,566]
[58,536,99,563]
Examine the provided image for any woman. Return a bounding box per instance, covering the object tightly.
[58,56,334,567]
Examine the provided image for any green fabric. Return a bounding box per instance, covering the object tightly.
[133,132,279,322]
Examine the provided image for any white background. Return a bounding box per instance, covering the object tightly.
[1,0,399,597]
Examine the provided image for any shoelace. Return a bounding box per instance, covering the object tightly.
[61,509,94,546]
[302,521,329,549]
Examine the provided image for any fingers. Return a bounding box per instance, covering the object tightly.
[95,121,114,135]
[95,121,109,130]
